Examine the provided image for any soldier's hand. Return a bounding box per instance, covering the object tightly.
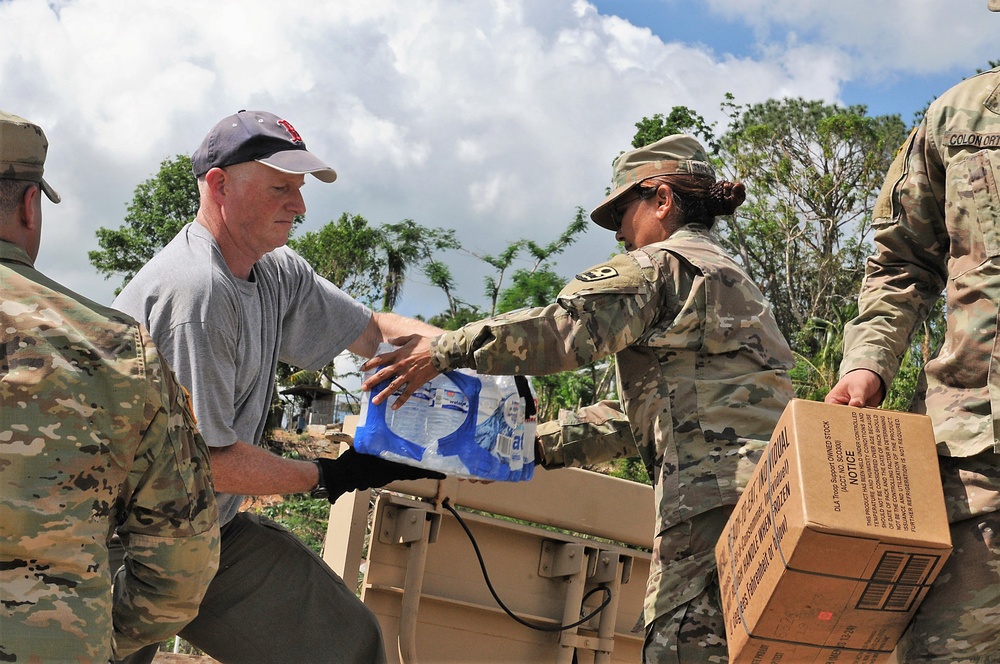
[361,334,441,408]
[317,449,445,504]
[825,369,884,408]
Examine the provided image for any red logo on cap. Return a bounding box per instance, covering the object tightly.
[277,119,303,144]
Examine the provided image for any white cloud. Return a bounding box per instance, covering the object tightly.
[2,0,990,317]
[705,0,996,77]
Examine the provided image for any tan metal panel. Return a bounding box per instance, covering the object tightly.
[324,416,655,663]
[343,415,655,549]
[362,494,647,663]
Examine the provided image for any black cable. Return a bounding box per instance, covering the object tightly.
[440,498,612,632]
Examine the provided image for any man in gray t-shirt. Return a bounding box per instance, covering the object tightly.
[112,110,444,664]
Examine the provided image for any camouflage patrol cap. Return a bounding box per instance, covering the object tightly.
[0,110,60,203]
[591,134,713,230]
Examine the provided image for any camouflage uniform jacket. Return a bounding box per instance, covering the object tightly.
[431,225,794,624]
[1,241,220,662]
[841,66,1000,457]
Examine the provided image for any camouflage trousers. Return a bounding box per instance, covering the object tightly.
[643,582,728,663]
[643,507,729,664]
[111,512,387,664]
[896,452,1000,663]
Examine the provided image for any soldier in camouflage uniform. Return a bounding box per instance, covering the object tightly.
[0,110,220,662]
[363,135,795,663]
[826,5,1000,661]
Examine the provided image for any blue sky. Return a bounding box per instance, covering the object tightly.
[1,0,996,313]
[594,0,994,123]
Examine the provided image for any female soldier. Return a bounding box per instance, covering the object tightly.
[362,135,794,663]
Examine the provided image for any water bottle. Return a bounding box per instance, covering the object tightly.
[385,384,433,447]
[427,380,470,442]
[356,344,535,481]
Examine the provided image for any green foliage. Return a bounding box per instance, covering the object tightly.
[289,213,385,306]
[380,220,459,311]
[478,241,527,316]
[423,260,479,323]
[448,211,617,420]
[157,637,205,655]
[89,154,200,293]
[522,208,590,265]
[632,107,718,152]
[427,305,482,331]
[717,98,909,359]
[473,208,589,317]
[532,372,592,422]
[288,214,459,312]
[255,496,330,554]
[605,457,650,484]
[785,301,858,401]
[495,268,565,313]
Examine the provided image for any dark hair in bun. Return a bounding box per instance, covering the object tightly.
[651,174,746,229]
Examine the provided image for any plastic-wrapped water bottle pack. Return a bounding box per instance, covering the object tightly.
[354,344,537,482]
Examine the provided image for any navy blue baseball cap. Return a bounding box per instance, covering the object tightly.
[191,110,337,182]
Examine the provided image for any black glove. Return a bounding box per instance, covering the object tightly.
[315,448,446,504]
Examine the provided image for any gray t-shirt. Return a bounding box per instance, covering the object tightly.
[114,222,372,524]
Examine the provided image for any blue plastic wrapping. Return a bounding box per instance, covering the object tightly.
[355,350,536,482]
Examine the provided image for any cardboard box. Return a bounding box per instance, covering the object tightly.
[715,400,952,663]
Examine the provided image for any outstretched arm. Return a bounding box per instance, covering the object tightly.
[348,312,443,359]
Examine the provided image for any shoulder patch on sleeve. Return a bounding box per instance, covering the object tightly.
[559,253,646,298]
[575,266,619,282]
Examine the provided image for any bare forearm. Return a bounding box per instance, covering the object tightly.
[209,440,319,495]
[349,312,444,358]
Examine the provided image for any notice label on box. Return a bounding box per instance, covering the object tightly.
[827,410,917,532]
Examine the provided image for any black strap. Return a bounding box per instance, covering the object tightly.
[513,376,536,418]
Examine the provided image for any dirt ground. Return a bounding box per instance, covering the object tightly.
[269,425,347,458]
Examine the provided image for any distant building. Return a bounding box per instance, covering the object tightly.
[281,385,359,429]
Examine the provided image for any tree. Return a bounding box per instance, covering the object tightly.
[289,215,459,312]
[89,155,200,293]
[423,259,479,326]
[477,241,526,317]
[496,208,590,313]
[717,98,909,349]
[379,220,459,312]
[288,213,385,306]
[717,99,916,399]
[632,107,718,153]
